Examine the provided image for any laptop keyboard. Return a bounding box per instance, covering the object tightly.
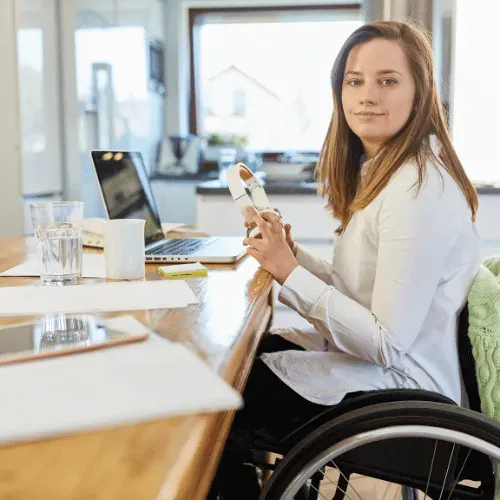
[146,237,217,256]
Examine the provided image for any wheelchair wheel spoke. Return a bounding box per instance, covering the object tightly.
[438,443,455,500]
[317,467,338,488]
[423,440,438,500]
[316,466,362,500]
[328,460,364,500]
[445,448,472,500]
[304,478,336,500]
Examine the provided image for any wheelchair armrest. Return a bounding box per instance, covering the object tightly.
[256,389,456,453]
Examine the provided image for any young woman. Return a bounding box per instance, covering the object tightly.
[209,20,480,499]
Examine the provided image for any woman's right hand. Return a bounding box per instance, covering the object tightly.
[244,215,298,256]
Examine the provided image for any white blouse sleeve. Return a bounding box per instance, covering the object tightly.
[294,244,343,288]
[279,166,463,368]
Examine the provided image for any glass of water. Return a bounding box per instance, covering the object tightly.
[30,201,84,285]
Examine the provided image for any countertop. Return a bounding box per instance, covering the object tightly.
[195,179,500,196]
[195,179,317,195]
[150,171,219,182]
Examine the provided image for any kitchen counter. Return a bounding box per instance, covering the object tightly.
[196,179,500,195]
[473,184,500,195]
[151,171,219,182]
[196,180,318,195]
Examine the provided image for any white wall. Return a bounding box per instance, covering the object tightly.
[165,0,360,135]
[0,0,24,236]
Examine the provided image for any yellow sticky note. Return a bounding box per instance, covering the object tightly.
[158,262,208,280]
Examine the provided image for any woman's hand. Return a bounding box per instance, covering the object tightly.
[243,207,299,285]
[244,213,298,256]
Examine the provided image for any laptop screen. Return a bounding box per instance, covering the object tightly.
[91,151,165,246]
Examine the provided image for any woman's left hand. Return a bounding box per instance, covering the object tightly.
[243,207,299,285]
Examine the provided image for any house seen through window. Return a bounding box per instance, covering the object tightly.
[195,9,363,152]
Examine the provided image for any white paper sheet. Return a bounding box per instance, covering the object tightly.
[0,315,241,444]
[0,280,198,316]
[0,253,106,278]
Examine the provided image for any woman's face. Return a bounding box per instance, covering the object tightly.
[341,38,416,158]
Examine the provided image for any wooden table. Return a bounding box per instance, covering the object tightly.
[0,236,274,500]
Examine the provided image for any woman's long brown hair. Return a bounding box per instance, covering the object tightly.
[317,20,477,234]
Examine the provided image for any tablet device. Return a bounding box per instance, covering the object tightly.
[0,315,149,365]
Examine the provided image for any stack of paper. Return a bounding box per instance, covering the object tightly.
[0,315,242,444]
[0,280,199,316]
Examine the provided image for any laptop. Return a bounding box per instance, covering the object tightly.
[90,150,246,264]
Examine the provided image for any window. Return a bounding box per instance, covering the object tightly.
[190,6,362,152]
[452,0,500,184]
[233,90,246,117]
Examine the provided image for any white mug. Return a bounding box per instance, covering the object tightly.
[103,219,146,280]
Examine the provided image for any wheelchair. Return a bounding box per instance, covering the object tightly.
[245,306,500,500]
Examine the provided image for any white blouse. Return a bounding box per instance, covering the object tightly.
[261,155,481,406]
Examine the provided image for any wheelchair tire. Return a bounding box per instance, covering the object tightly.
[261,401,500,500]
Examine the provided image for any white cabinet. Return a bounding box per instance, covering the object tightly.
[151,180,198,225]
[196,192,339,238]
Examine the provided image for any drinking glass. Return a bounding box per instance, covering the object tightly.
[30,201,84,285]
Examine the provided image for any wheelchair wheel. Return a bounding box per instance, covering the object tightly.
[261,402,500,500]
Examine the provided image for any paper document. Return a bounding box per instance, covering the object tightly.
[0,253,106,278]
[0,315,242,444]
[0,280,198,316]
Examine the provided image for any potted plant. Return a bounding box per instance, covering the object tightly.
[203,133,248,162]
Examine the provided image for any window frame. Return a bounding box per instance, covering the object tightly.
[188,4,362,136]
